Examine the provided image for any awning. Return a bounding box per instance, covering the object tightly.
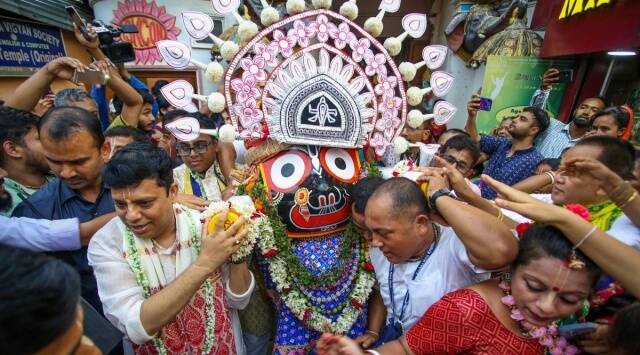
[536,0,640,57]
[0,0,93,31]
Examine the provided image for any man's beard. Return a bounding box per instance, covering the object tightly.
[25,152,51,176]
[0,191,12,211]
[572,115,590,127]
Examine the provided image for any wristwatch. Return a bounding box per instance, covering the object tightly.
[428,188,454,214]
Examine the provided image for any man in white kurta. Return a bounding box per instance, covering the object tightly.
[88,142,254,355]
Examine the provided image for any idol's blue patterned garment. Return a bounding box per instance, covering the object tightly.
[264,232,368,354]
[478,135,544,200]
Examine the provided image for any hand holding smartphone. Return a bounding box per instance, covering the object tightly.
[66,6,93,41]
[557,322,597,339]
[477,97,493,111]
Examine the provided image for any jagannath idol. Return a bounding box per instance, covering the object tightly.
[160,0,457,352]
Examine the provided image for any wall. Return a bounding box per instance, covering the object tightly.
[430,0,538,129]
[92,0,233,96]
[0,29,92,102]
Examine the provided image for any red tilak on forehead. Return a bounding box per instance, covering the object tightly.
[552,286,560,292]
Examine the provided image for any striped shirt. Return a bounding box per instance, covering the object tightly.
[534,118,580,159]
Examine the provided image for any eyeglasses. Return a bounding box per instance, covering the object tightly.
[176,140,213,156]
[442,154,471,174]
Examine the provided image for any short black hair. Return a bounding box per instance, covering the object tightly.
[187,111,218,130]
[349,176,384,214]
[441,134,481,165]
[104,126,148,142]
[586,95,607,107]
[0,245,80,354]
[112,89,154,115]
[0,104,39,165]
[53,88,93,107]
[151,80,169,96]
[610,303,640,355]
[538,158,561,171]
[575,136,635,179]
[163,109,189,126]
[102,141,174,192]
[591,106,630,129]
[514,223,601,284]
[522,106,549,136]
[441,128,469,138]
[40,106,104,148]
[369,177,429,216]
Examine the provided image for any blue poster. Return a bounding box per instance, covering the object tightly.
[0,17,66,76]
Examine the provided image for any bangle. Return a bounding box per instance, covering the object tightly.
[544,172,555,185]
[618,190,638,209]
[366,350,381,355]
[573,226,598,250]
[609,181,635,205]
[365,330,379,339]
[496,209,504,222]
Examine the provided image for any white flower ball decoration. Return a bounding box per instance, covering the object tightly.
[393,136,410,155]
[364,17,383,37]
[261,6,280,26]
[406,86,424,106]
[407,109,426,129]
[286,0,306,14]
[398,62,416,82]
[312,0,332,9]
[220,41,240,62]
[339,1,358,20]
[238,21,259,43]
[217,124,237,143]
[205,62,224,83]
[383,37,402,56]
[207,92,226,113]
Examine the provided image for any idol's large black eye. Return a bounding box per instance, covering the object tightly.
[261,150,311,193]
[320,148,360,183]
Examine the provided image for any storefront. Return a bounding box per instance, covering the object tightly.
[533,0,640,141]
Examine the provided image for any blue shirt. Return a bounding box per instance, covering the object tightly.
[12,178,114,313]
[0,216,80,252]
[92,74,158,130]
[479,135,544,199]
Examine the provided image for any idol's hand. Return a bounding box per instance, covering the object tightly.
[195,211,247,273]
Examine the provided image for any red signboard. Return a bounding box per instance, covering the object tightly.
[539,0,640,57]
[112,0,181,64]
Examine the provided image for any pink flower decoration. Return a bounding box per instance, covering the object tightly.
[364,52,388,77]
[529,327,547,339]
[539,336,554,347]
[375,113,401,139]
[500,295,515,306]
[375,75,398,97]
[240,56,267,81]
[234,99,263,127]
[369,132,390,157]
[231,72,261,102]
[550,347,563,355]
[349,38,371,62]
[329,22,355,49]
[272,29,296,58]
[312,14,332,42]
[547,324,558,335]
[510,308,525,321]
[565,345,579,355]
[288,20,315,48]
[498,281,510,290]
[239,123,265,139]
[253,42,279,67]
[380,95,402,117]
[565,204,592,221]
[554,337,567,348]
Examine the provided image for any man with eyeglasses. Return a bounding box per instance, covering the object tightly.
[172,112,232,204]
[434,134,482,196]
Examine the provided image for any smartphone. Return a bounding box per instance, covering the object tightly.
[557,322,597,339]
[478,97,493,111]
[558,69,574,83]
[65,6,92,41]
[72,69,107,85]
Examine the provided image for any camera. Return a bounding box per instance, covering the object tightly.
[91,20,138,64]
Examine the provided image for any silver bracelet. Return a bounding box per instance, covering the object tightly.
[366,350,382,355]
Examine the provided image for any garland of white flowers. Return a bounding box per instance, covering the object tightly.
[124,208,216,354]
[253,213,376,333]
[201,200,258,263]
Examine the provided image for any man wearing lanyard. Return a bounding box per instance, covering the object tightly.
[363,177,516,345]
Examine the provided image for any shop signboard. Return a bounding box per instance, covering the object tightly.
[476,56,573,133]
[0,17,66,76]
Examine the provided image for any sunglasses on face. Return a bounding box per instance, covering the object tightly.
[176,140,213,156]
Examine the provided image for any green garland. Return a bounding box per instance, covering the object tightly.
[246,180,360,288]
[123,209,216,354]
[366,161,382,177]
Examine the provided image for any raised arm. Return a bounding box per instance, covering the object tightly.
[421,167,517,269]
[90,60,143,128]
[5,57,87,112]
[511,172,554,194]
[485,174,640,299]
[464,95,481,142]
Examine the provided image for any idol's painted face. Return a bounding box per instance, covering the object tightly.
[260,146,360,237]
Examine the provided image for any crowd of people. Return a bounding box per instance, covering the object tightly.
[0,10,639,355]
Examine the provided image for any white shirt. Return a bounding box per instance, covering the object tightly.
[88,216,254,352]
[0,216,80,252]
[370,225,491,330]
[502,194,640,249]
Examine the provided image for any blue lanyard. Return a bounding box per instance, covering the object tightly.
[189,174,204,198]
[388,224,439,323]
